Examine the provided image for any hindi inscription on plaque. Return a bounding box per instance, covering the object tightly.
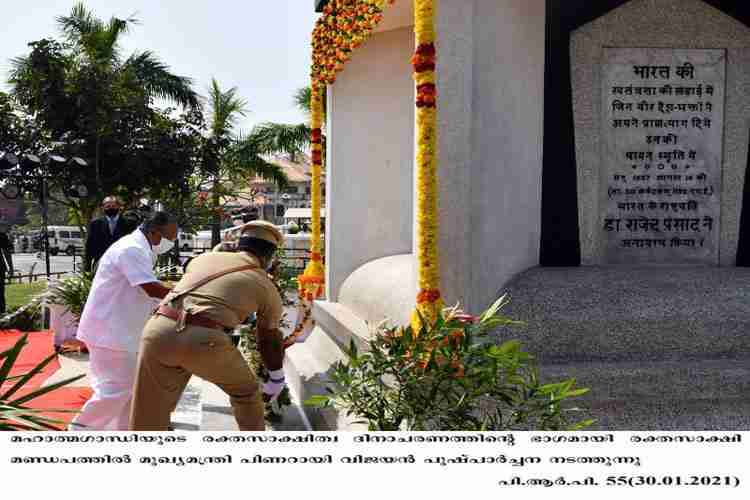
[601,48,725,264]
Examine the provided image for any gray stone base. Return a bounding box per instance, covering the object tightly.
[500,266,750,430]
[289,266,750,431]
[500,266,750,363]
[284,301,371,431]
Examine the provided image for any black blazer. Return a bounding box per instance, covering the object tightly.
[0,232,12,274]
[84,216,137,271]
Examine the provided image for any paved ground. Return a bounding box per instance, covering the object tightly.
[50,302,311,432]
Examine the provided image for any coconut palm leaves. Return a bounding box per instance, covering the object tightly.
[56,3,135,63]
[0,334,85,430]
[248,122,312,163]
[292,85,326,119]
[123,51,199,109]
[11,3,198,111]
[208,78,248,141]
[206,77,288,186]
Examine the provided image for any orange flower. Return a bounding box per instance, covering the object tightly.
[416,288,441,304]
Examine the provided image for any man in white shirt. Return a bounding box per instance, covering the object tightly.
[70,212,177,431]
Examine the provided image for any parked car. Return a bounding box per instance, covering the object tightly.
[46,225,86,256]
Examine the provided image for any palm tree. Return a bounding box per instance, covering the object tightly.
[291,85,326,119]
[249,122,311,163]
[247,85,328,162]
[53,3,199,109]
[206,78,288,246]
[8,2,200,222]
[292,86,313,116]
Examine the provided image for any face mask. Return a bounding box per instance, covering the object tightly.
[154,235,175,255]
[104,208,119,218]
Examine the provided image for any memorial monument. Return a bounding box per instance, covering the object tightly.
[289,0,750,430]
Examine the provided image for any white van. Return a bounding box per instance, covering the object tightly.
[194,230,213,252]
[192,225,270,252]
[177,231,196,251]
[46,225,86,256]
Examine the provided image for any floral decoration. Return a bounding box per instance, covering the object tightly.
[299,0,445,340]
[294,0,395,340]
[311,0,394,88]
[410,0,442,333]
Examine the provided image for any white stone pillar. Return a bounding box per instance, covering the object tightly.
[324,27,416,302]
[434,0,546,312]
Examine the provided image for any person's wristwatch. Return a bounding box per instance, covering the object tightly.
[267,368,285,384]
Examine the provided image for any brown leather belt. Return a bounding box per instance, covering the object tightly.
[155,305,232,333]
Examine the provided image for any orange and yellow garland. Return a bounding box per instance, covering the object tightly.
[297,87,326,302]
[311,1,394,88]
[296,0,394,307]
[295,0,443,341]
[411,0,441,333]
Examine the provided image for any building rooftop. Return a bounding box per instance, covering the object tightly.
[249,156,324,184]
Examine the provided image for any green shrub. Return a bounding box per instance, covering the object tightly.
[0,306,42,332]
[44,272,94,320]
[306,296,594,431]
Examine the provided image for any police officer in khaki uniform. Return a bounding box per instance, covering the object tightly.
[129,221,286,431]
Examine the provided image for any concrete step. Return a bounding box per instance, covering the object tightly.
[541,358,750,401]
[540,358,750,430]
[582,397,750,431]
[500,266,750,363]
[282,301,375,431]
[198,377,311,431]
[170,376,203,431]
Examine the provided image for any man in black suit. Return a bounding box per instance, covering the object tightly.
[0,226,13,313]
[84,196,136,272]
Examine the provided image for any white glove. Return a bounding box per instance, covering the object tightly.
[262,369,286,401]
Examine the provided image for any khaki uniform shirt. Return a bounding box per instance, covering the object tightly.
[166,251,283,330]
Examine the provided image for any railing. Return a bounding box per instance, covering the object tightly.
[178,247,317,273]
[3,249,320,284]
[6,271,73,284]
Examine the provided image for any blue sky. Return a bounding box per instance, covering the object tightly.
[0,0,319,133]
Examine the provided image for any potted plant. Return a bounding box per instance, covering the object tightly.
[44,272,94,349]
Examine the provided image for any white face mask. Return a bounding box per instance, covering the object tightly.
[154,236,175,255]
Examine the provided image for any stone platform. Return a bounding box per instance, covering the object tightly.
[501,266,750,430]
[288,266,750,430]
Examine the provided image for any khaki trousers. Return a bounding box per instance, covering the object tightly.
[129,315,264,431]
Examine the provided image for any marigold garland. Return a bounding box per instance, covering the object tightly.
[299,0,445,343]
[298,86,326,302]
[410,0,442,334]
[294,0,395,339]
[311,0,395,88]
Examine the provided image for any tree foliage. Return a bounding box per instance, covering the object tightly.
[6,3,203,225]
[201,78,290,245]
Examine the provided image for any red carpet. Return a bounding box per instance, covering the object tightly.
[1,330,92,429]
[0,330,62,388]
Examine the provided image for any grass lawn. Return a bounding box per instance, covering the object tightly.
[5,281,47,310]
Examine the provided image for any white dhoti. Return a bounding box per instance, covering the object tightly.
[69,347,138,431]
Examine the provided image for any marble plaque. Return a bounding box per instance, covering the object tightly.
[601,48,725,265]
